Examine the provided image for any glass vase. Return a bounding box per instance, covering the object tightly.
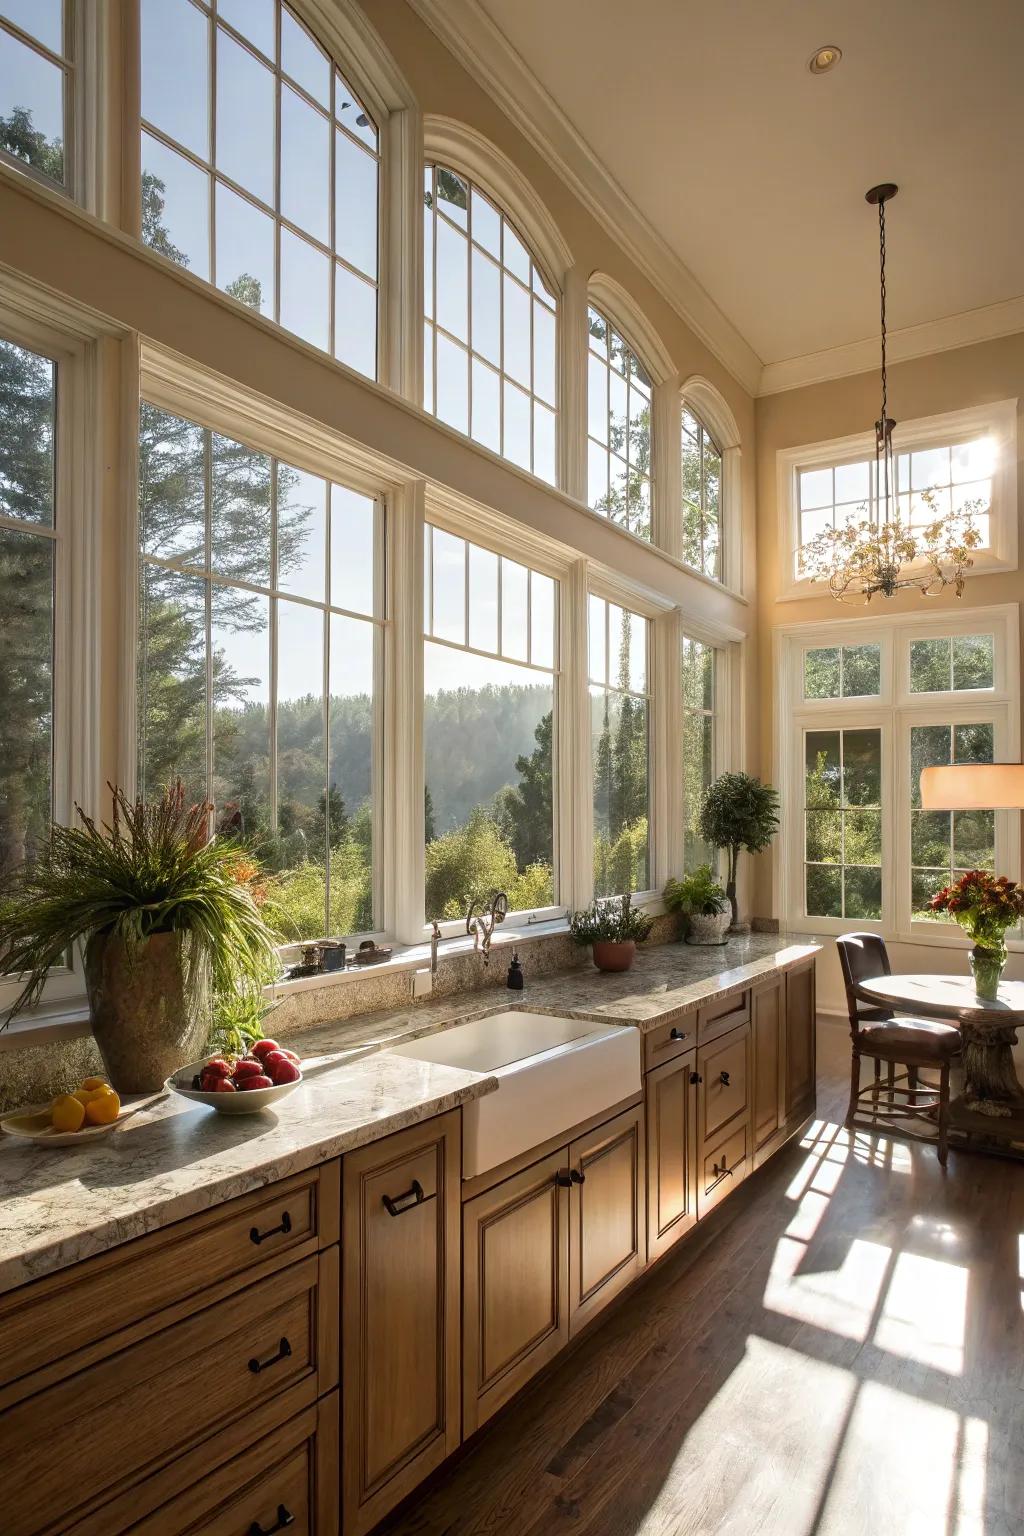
[969,944,1007,1001]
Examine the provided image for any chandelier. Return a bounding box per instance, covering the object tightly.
[800,184,983,603]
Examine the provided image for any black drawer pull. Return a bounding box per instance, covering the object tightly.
[712,1160,735,1180]
[248,1336,292,1375]
[382,1178,431,1217]
[690,1071,703,1085]
[570,1168,585,1185]
[669,1027,688,1042]
[250,1210,292,1246]
[249,1506,295,1535]
[719,1070,731,1086]
[555,1170,573,1187]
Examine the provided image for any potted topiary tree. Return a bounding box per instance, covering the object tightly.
[0,783,279,1092]
[663,865,730,945]
[698,772,780,933]
[569,893,654,972]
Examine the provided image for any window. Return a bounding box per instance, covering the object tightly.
[778,608,1019,938]
[803,727,882,920]
[589,594,650,896]
[780,401,1018,593]
[423,523,558,921]
[0,1,70,188]
[137,402,382,942]
[587,308,652,540]
[0,335,55,880]
[139,0,380,376]
[681,634,716,871]
[681,409,721,579]
[422,164,558,484]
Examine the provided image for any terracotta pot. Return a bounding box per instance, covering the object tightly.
[84,929,211,1093]
[592,939,636,973]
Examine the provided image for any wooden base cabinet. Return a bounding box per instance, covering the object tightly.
[645,1050,698,1263]
[751,974,786,1165]
[462,1149,570,1435]
[786,960,817,1123]
[696,1024,751,1217]
[568,1102,646,1336]
[342,1112,461,1536]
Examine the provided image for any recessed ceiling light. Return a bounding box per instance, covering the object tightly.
[808,44,842,74]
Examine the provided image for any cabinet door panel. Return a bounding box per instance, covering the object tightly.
[569,1102,646,1337]
[463,1149,569,1434]
[698,1123,750,1218]
[645,1052,697,1263]
[342,1112,461,1536]
[752,975,785,1160]
[698,1026,750,1145]
[786,962,817,1122]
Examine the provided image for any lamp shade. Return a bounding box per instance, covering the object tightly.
[919,763,1024,810]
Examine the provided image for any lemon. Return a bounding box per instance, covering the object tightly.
[81,1076,110,1092]
[84,1089,120,1126]
[52,1095,86,1133]
[73,1085,109,1107]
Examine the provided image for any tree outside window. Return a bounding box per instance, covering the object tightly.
[590,595,650,896]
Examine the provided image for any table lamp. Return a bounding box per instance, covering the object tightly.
[919,763,1024,810]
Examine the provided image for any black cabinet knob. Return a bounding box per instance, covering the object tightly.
[570,1168,585,1185]
[248,1337,292,1375]
[669,1027,687,1042]
[689,1071,703,1085]
[720,1070,731,1086]
[555,1170,573,1187]
[249,1506,295,1535]
[249,1210,292,1246]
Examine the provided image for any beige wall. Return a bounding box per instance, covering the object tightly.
[755,332,1024,1006]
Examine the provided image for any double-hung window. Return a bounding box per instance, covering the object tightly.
[778,608,1019,939]
[589,593,651,897]
[137,401,383,944]
[423,522,559,922]
[681,633,719,872]
[0,2,71,189]
[139,0,380,377]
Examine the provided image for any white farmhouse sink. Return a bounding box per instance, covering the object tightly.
[390,1010,641,1177]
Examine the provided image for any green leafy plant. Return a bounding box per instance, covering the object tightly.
[568,892,654,947]
[0,782,279,1027]
[699,772,780,929]
[210,986,281,1059]
[663,865,728,918]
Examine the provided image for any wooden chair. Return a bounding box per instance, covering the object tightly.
[836,932,960,1166]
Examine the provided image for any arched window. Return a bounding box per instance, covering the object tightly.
[586,307,652,540]
[423,162,558,484]
[139,0,380,378]
[681,408,721,579]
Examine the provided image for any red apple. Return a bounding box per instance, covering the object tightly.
[232,1058,264,1080]
[208,1077,236,1093]
[262,1049,291,1071]
[280,1049,301,1065]
[268,1059,301,1085]
[202,1057,232,1078]
[238,1073,274,1091]
[251,1039,281,1062]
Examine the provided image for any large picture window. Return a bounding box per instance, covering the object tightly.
[681,634,717,872]
[587,308,652,540]
[803,727,882,920]
[0,2,70,188]
[423,523,558,921]
[589,594,650,897]
[423,164,558,484]
[137,402,382,943]
[0,335,56,881]
[140,0,380,377]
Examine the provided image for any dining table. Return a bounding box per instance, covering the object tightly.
[858,973,1024,1153]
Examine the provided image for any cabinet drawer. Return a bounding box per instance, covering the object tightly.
[699,1124,749,1218]
[698,1025,750,1145]
[5,1252,336,1536]
[1,1162,338,1403]
[643,1011,697,1072]
[120,1395,339,1536]
[698,990,750,1045]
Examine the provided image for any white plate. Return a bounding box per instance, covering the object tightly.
[1,1105,127,1146]
[165,1056,303,1114]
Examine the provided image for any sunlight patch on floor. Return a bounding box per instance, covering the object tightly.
[951,1414,989,1536]
[763,1236,891,1340]
[873,1249,968,1374]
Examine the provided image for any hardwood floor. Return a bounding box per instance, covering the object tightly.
[382,1021,1024,1536]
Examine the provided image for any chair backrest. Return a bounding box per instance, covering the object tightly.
[835,932,892,1032]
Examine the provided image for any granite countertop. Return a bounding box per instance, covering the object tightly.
[0,933,819,1295]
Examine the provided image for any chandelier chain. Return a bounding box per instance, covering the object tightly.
[878,196,887,435]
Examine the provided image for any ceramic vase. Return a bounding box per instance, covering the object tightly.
[85,929,211,1093]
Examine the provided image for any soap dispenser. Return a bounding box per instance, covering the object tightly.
[506,950,524,990]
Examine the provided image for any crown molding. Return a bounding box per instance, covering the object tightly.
[759,294,1024,396]
[407,0,763,399]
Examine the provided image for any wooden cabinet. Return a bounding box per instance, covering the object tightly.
[342,1111,461,1536]
[568,1101,646,1336]
[696,1023,751,1218]
[786,959,817,1123]
[462,1148,570,1435]
[645,1050,698,1263]
[751,974,786,1165]
[697,989,751,1046]
[643,1009,697,1073]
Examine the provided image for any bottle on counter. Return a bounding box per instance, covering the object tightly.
[506,951,524,990]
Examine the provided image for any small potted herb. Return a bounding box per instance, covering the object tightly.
[663,865,730,946]
[569,893,654,972]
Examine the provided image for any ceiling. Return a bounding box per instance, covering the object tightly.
[474,0,1024,370]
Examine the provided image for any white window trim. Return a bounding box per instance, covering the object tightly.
[776,399,1019,600]
[679,374,743,596]
[0,284,107,1018]
[774,604,1021,947]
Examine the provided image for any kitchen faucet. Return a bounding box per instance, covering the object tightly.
[467,891,509,963]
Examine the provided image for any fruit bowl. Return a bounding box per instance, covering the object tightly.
[166,1054,303,1115]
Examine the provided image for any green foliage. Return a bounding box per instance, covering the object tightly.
[0,106,63,182]
[664,865,728,918]
[700,772,780,859]
[593,817,649,902]
[424,807,554,921]
[0,784,279,1026]
[569,893,654,946]
[209,985,280,1058]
